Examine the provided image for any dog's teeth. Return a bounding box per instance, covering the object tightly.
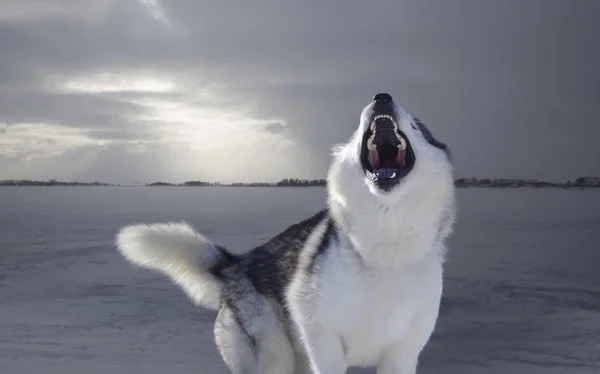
[397,135,406,151]
[372,114,397,126]
[367,134,377,150]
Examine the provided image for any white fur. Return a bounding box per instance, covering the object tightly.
[116,222,224,310]
[286,101,456,373]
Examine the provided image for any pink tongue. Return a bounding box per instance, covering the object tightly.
[396,150,406,168]
[368,150,380,169]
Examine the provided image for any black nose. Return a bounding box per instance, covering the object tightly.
[373,93,393,104]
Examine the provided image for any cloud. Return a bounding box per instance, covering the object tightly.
[137,0,172,28]
[61,73,177,94]
[0,0,599,183]
[263,122,286,135]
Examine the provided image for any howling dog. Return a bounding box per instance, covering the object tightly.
[116,93,456,374]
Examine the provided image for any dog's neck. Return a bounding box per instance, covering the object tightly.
[327,165,455,270]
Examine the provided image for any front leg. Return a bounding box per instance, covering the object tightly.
[378,256,443,374]
[376,330,429,374]
[286,234,349,374]
[377,304,441,374]
[298,321,347,374]
[377,345,420,374]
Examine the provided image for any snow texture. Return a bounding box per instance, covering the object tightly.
[1,186,600,373]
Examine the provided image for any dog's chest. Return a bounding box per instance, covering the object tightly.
[346,204,443,267]
[317,254,442,365]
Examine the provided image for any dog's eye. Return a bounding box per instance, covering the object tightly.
[411,118,421,131]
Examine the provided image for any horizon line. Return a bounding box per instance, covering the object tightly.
[2,176,599,187]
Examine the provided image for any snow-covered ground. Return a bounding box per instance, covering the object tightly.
[1,187,599,374]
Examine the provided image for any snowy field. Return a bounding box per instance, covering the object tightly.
[1,186,599,374]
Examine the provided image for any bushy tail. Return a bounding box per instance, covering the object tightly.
[116,222,235,310]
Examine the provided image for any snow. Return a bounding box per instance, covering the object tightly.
[1,186,600,373]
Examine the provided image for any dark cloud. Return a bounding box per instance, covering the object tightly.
[0,91,144,130]
[0,0,599,183]
[263,122,286,135]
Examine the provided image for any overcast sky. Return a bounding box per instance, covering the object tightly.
[1,0,598,184]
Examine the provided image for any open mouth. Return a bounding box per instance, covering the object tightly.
[360,114,415,191]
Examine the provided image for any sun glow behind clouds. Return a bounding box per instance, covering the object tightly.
[56,71,292,152]
[122,93,298,183]
[129,97,288,151]
[62,73,176,94]
[0,70,300,183]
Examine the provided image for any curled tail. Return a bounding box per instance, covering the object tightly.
[116,222,235,310]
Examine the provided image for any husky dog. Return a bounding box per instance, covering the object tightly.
[116,93,456,374]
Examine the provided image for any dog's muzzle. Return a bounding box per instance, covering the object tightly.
[361,93,415,191]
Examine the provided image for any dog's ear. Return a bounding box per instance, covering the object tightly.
[413,117,452,160]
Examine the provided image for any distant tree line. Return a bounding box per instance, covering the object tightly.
[0,179,110,186]
[146,179,327,187]
[455,176,600,188]
[3,177,599,188]
[231,182,273,187]
[276,178,327,186]
[145,181,221,186]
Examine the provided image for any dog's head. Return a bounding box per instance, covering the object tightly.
[328,93,454,205]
